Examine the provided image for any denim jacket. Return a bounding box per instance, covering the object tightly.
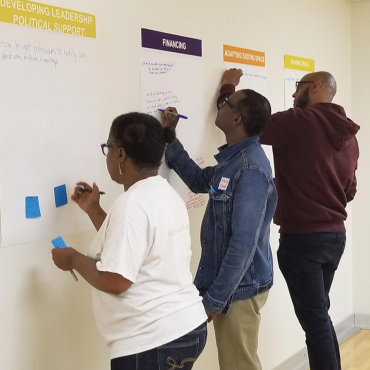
[165,136,277,314]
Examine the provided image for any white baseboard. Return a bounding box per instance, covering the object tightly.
[271,315,359,370]
[336,314,359,343]
[354,314,370,329]
[271,347,309,370]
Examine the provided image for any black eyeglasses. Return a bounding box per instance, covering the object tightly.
[295,81,315,92]
[101,143,115,156]
[219,97,242,116]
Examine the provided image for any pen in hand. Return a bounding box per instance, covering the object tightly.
[69,270,78,281]
[76,187,105,195]
[157,109,188,120]
[51,236,79,282]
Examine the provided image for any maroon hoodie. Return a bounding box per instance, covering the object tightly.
[218,86,360,234]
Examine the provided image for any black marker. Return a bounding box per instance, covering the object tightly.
[77,187,105,195]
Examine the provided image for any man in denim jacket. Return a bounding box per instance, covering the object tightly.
[162,89,277,370]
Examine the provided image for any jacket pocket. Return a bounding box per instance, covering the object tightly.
[211,191,232,228]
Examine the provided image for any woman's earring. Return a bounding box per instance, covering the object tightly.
[118,163,122,175]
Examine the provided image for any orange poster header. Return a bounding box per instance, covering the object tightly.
[223,45,265,67]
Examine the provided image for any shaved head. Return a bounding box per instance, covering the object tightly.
[303,71,337,100]
[294,71,337,108]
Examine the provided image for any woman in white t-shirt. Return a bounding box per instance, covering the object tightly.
[52,112,207,370]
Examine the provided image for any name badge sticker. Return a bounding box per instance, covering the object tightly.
[218,177,230,191]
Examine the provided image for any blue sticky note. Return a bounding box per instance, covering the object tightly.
[51,236,67,249]
[54,184,68,207]
[25,196,41,218]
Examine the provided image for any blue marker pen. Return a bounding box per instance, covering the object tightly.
[158,109,188,120]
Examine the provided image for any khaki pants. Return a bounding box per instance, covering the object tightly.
[213,291,269,370]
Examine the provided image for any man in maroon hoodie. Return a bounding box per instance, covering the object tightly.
[218,69,359,370]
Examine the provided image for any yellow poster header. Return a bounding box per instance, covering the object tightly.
[223,45,265,67]
[0,0,96,38]
[284,54,314,72]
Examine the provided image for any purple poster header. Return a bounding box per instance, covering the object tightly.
[141,28,202,57]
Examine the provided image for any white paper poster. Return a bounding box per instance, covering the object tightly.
[0,3,100,247]
[284,54,315,109]
[141,28,206,210]
[223,44,273,171]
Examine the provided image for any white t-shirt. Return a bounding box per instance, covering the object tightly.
[87,176,206,359]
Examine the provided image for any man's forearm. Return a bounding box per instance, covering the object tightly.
[217,84,236,108]
[165,139,215,193]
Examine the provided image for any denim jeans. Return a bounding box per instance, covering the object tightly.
[110,321,207,370]
[277,233,346,370]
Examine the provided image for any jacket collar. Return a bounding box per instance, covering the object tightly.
[214,136,259,164]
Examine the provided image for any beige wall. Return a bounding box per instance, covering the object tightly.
[351,0,370,326]
[0,1,360,369]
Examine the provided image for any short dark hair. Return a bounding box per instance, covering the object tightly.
[236,89,271,136]
[110,112,169,170]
